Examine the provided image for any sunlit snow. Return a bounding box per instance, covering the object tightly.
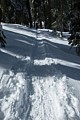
[0,23,80,120]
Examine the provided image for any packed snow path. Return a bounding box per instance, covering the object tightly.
[0,23,80,120]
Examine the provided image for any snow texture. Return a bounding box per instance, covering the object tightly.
[0,23,80,120]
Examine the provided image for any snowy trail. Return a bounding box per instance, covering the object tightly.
[0,24,80,120]
[0,57,80,120]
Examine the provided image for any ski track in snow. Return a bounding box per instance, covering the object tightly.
[0,24,80,120]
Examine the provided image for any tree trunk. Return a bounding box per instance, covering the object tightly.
[27,0,32,28]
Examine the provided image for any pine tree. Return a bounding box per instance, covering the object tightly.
[0,4,7,47]
[26,0,32,28]
[0,22,7,47]
[68,1,80,55]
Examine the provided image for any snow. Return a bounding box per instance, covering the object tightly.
[0,23,80,120]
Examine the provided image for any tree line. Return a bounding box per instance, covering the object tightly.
[0,0,80,54]
[0,0,79,30]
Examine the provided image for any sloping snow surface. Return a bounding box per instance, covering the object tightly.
[0,23,80,120]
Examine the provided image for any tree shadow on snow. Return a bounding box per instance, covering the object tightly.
[53,63,80,80]
[2,29,80,80]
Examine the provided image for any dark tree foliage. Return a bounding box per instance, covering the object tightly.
[0,0,80,54]
[26,0,32,28]
[0,8,6,47]
[68,1,80,55]
[0,0,80,38]
[0,0,68,29]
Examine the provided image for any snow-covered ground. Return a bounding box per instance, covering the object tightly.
[0,23,80,120]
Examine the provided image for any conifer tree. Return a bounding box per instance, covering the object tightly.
[0,6,6,47]
[68,1,80,55]
[26,0,32,27]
